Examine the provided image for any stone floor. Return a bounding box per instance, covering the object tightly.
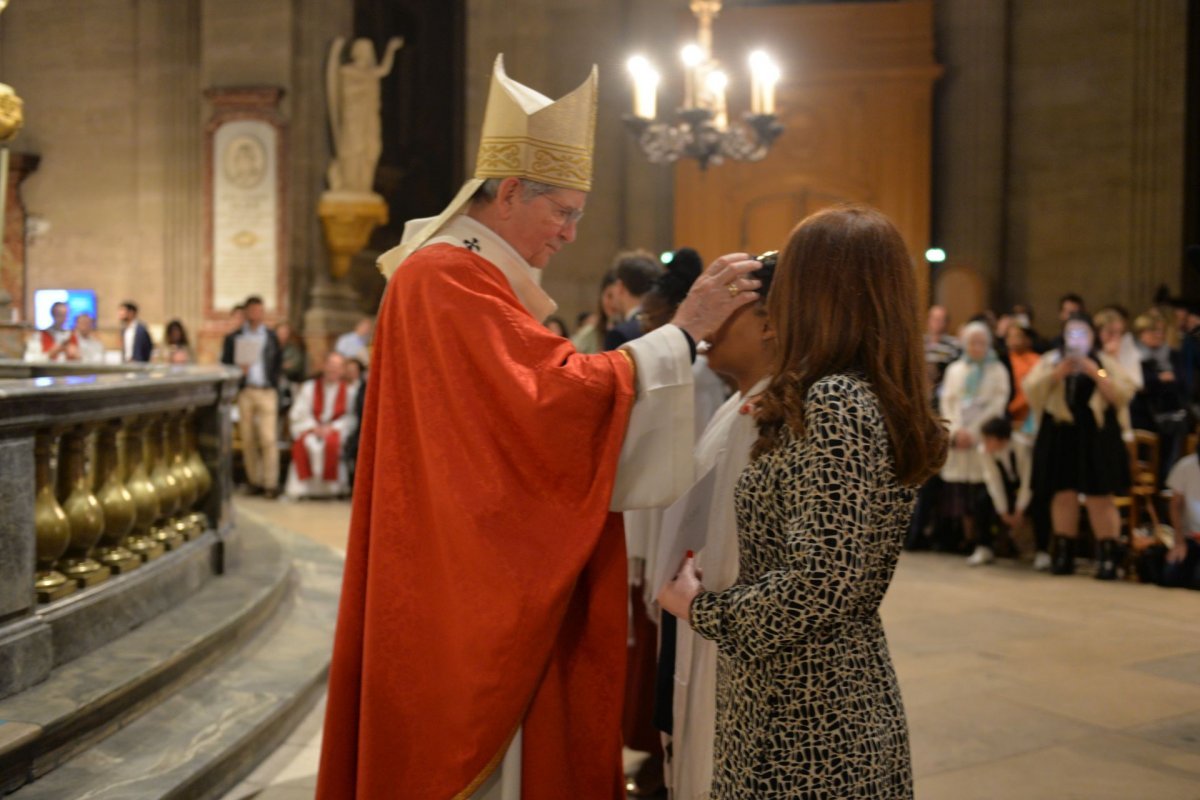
[223,496,1200,799]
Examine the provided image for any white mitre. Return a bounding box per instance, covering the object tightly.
[377,54,598,277]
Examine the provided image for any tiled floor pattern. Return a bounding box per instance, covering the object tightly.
[223,497,1200,799]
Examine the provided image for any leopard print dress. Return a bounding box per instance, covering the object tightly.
[690,373,916,799]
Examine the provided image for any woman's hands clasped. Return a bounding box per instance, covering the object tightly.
[657,551,705,623]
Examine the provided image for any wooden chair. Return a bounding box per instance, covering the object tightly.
[1121,431,1166,580]
[1126,430,1161,531]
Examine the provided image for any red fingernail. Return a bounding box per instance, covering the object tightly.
[686,550,694,559]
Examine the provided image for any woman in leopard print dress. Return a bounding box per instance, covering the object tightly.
[659,205,948,799]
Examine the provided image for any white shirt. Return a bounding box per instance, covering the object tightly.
[334,332,368,361]
[671,376,770,800]
[75,334,105,364]
[1167,455,1200,536]
[123,324,136,361]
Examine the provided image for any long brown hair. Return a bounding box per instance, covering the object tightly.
[753,204,947,485]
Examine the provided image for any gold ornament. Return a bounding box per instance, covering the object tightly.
[123,419,165,561]
[94,421,142,574]
[0,84,24,143]
[34,431,75,602]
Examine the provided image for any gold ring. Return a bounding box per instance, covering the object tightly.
[727,283,740,297]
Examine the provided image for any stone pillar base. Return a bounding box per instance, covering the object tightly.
[302,287,363,369]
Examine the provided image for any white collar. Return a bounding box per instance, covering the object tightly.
[421,215,557,322]
[740,375,772,401]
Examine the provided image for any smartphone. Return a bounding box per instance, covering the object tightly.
[1064,326,1090,359]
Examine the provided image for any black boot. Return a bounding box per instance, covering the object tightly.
[1095,539,1118,581]
[1051,535,1076,575]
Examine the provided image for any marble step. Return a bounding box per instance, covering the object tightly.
[6,522,341,800]
[0,517,310,795]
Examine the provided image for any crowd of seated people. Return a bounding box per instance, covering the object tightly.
[910,291,1200,591]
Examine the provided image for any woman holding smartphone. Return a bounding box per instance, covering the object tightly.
[658,205,947,799]
[1024,314,1136,579]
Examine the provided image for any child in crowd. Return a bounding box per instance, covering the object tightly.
[972,417,1046,569]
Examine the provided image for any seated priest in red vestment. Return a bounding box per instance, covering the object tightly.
[315,55,763,800]
[284,351,359,500]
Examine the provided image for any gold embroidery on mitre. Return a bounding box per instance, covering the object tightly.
[476,142,522,172]
[473,55,598,192]
[530,146,592,188]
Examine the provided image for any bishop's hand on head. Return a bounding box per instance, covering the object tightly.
[671,253,763,343]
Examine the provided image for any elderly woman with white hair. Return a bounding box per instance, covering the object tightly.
[939,321,1012,564]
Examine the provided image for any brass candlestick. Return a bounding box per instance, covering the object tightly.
[34,430,75,602]
[145,416,183,550]
[55,425,111,588]
[93,420,142,574]
[123,418,166,561]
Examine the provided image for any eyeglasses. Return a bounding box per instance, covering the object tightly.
[541,194,585,227]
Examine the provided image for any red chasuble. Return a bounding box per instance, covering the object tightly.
[317,244,635,800]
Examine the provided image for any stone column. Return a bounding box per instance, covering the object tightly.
[931,0,1009,314]
[138,0,205,352]
[301,256,368,371]
[1128,0,1187,303]
[296,3,359,367]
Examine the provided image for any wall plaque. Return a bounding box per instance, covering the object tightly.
[203,87,287,325]
[213,120,278,310]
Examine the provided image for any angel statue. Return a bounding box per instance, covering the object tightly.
[326,35,404,194]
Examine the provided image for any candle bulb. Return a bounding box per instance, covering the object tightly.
[626,56,659,120]
[681,44,704,110]
[706,69,728,129]
[763,60,781,116]
[642,68,660,120]
[749,50,770,116]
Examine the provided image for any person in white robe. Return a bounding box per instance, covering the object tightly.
[285,352,359,499]
[661,257,776,800]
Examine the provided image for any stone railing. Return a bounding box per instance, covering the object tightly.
[0,360,241,699]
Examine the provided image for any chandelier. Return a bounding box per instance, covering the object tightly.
[624,0,784,170]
